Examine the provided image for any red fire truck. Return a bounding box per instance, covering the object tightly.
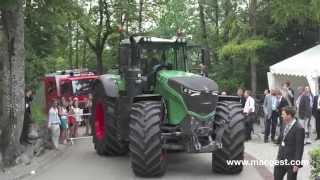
[43,69,98,111]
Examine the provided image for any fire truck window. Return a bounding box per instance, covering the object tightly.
[72,80,93,96]
[60,82,72,96]
[47,81,57,95]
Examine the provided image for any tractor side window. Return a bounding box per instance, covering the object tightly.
[176,47,186,71]
[163,48,175,68]
[140,49,161,76]
[187,49,202,74]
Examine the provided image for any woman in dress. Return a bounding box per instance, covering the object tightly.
[73,98,83,137]
[83,95,92,136]
[59,97,68,144]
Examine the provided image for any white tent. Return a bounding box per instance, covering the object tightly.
[267,45,320,96]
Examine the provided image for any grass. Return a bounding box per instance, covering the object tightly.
[310,147,320,179]
[31,84,47,126]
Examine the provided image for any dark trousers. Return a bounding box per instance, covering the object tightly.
[274,165,297,180]
[245,113,255,140]
[264,116,271,140]
[20,112,31,144]
[270,111,278,140]
[314,111,320,138]
[277,117,284,143]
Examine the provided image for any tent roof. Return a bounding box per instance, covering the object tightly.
[270,44,320,77]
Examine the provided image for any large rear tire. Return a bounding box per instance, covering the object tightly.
[91,83,127,156]
[129,101,167,177]
[212,101,246,174]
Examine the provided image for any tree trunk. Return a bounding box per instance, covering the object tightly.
[125,11,129,35]
[68,21,73,69]
[214,0,219,39]
[0,0,25,166]
[75,25,80,68]
[223,0,231,42]
[213,0,220,63]
[25,0,32,26]
[198,0,208,47]
[249,0,257,95]
[138,0,143,33]
[96,49,103,74]
[82,41,87,68]
[81,0,111,75]
[250,57,257,96]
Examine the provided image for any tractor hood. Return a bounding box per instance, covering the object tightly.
[158,70,219,92]
[157,70,219,122]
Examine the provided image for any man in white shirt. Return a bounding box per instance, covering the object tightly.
[243,90,255,140]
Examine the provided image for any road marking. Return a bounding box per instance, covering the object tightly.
[68,136,92,144]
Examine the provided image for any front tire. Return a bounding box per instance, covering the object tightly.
[212,101,246,174]
[91,82,127,156]
[129,101,167,177]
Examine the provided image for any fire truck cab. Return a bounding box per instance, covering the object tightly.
[43,69,98,111]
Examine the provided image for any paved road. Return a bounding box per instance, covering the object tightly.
[26,137,267,180]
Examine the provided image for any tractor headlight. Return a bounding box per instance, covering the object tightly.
[182,87,201,96]
[211,91,219,96]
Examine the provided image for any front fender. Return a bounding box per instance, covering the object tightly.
[218,95,241,102]
[97,74,120,98]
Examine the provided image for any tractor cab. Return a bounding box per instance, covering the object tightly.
[119,36,210,95]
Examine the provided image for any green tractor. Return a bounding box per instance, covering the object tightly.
[91,36,246,177]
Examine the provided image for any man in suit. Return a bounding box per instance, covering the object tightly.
[264,89,274,143]
[283,81,294,106]
[274,106,305,180]
[268,89,280,142]
[276,90,289,144]
[298,86,313,144]
[313,92,320,140]
[20,89,33,144]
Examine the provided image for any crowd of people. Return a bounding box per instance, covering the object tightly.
[236,82,320,179]
[236,82,320,144]
[47,95,92,149]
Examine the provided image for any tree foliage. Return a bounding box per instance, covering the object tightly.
[22,0,320,93]
[219,38,269,60]
[1,0,320,166]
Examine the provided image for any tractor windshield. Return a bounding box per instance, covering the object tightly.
[140,46,186,75]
